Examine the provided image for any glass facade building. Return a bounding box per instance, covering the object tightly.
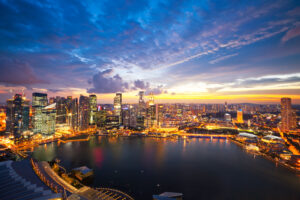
[32,93,48,134]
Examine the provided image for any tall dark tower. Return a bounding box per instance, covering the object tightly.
[79,95,90,130]
[281,98,296,133]
[114,93,122,125]
[6,94,30,139]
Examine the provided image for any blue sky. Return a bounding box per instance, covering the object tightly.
[0,0,300,103]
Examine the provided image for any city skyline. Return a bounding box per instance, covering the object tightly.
[1,0,300,104]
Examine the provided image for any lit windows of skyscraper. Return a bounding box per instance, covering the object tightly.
[41,103,56,135]
[32,93,48,134]
[56,97,67,124]
[66,96,72,127]
[89,94,97,125]
[6,94,30,139]
[138,91,146,117]
[79,95,90,130]
[95,105,106,127]
[71,98,79,131]
[147,93,156,128]
[237,109,244,123]
[280,98,297,133]
[0,108,6,132]
[113,93,122,125]
[122,104,131,128]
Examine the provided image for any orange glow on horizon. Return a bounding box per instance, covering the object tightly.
[91,93,300,104]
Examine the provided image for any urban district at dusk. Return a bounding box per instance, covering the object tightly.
[0,0,300,200]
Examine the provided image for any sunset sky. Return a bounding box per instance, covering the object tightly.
[1,0,300,104]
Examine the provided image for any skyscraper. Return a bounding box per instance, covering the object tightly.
[89,94,97,125]
[138,91,146,114]
[79,95,90,130]
[281,98,297,133]
[66,96,72,126]
[114,93,122,125]
[147,93,156,127]
[32,93,48,134]
[237,109,244,123]
[6,94,30,139]
[95,106,106,127]
[41,103,56,135]
[71,98,79,131]
[56,97,67,124]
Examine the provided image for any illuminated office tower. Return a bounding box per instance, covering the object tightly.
[237,109,244,123]
[122,104,130,127]
[0,108,6,132]
[89,94,97,125]
[147,93,156,127]
[130,105,137,128]
[66,96,72,126]
[281,98,297,133]
[95,106,106,127]
[138,91,146,117]
[158,104,164,127]
[113,93,122,125]
[56,97,67,124]
[41,103,56,135]
[71,98,79,131]
[79,95,90,130]
[32,93,48,134]
[6,94,30,138]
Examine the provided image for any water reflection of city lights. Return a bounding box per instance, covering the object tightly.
[93,147,104,168]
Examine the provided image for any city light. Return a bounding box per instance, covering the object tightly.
[0,0,300,199]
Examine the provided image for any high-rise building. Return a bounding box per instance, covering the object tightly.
[32,93,48,134]
[66,96,73,126]
[281,98,297,133]
[32,92,48,133]
[56,97,67,124]
[147,93,156,127]
[71,98,79,131]
[0,108,6,132]
[237,109,244,123]
[89,94,97,125]
[138,91,146,117]
[114,93,122,125]
[6,94,30,139]
[79,95,90,130]
[130,105,137,128]
[122,105,131,128]
[41,103,56,135]
[95,106,106,127]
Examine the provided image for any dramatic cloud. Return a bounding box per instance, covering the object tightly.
[0,0,299,102]
[87,69,129,93]
[0,58,46,86]
[133,80,150,90]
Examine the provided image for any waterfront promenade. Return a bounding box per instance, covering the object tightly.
[31,159,134,200]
